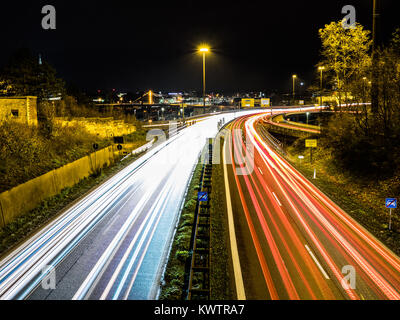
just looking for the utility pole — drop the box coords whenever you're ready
[371,0,381,114]
[372,0,381,54]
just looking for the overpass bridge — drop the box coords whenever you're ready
[262,107,324,138]
[95,103,238,121]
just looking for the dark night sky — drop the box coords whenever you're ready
[0,0,398,94]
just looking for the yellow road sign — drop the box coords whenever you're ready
[261,98,270,107]
[241,99,254,108]
[305,139,317,148]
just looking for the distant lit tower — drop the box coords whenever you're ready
[38,54,42,65]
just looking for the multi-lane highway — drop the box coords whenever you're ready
[222,113,400,300]
[0,110,259,300]
[2,106,398,301]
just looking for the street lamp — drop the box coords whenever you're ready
[199,46,210,113]
[292,74,297,103]
[318,66,325,108]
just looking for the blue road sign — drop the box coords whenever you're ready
[198,192,208,202]
[386,198,397,209]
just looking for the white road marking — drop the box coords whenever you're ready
[272,192,282,207]
[305,244,330,280]
[102,214,120,235]
[258,167,263,175]
[223,139,246,300]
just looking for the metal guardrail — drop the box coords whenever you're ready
[257,125,287,157]
[120,138,156,162]
[182,139,213,300]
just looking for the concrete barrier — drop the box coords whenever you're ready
[0,145,117,228]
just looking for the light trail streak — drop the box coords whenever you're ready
[225,111,400,300]
[0,110,260,300]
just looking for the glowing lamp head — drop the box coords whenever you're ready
[292,74,297,79]
[199,48,209,53]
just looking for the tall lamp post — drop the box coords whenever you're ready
[318,66,325,108]
[292,74,297,104]
[199,47,209,113]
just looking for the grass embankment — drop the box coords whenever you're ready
[285,137,400,256]
[0,121,111,193]
[0,133,149,257]
[124,127,147,145]
[209,159,235,300]
[0,120,147,194]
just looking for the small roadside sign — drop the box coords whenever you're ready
[305,139,318,148]
[386,198,397,209]
[198,192,209,202]
[305,139,317,164]
[386,198,397,230]
[93,143,99,150]
[117,144,123,151]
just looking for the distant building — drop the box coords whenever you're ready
[0,96,38,126]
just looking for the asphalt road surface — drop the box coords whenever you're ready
[222,113,400,300]
[0,110,259,300]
